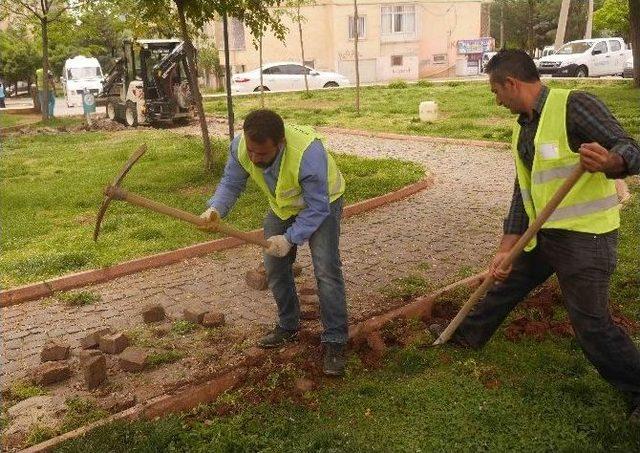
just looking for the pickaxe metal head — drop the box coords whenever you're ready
[93,144,147,241]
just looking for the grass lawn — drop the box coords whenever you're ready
[204,80,640,143]
[0,112,40,128]
[0,130,424,287]
[54,184,640,452]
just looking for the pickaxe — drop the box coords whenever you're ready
[93,144,270,248]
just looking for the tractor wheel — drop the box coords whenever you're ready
[125,102,138,127]
[106,101,117,120]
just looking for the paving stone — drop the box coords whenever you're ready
[245,269,268,290]
[83,354,107,389]
[299,295,319,306]
[141,303,166,323]
[119,347,148,372]
[202,312,226,328]
[99,332,129,354]
[34,362,71,385]
[298,281,317,296]
[40,339,70,362]
[80,327,113,349]
[79,349,103,365]
[183,304,209,324]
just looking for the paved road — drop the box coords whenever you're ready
[0,130,513,382]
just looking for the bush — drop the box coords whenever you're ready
[417,79,433,87]
[387,80,409,89]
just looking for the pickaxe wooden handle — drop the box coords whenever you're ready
[93,145,269,249]
[433,164,586,345]
[105,186,270,248]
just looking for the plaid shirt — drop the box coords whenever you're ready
[504,85,640,235]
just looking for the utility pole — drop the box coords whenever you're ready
[554,0,571,50]
[584,0,594,39]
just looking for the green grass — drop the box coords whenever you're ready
[5,381,47,403]
[0,112,40,128]
[170,320,198,336]
[53,186,640,452]
[204,80,640,142]
[57,291,101,306]
[0,129,424,287]
[147,350,185,367]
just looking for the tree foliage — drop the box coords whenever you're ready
[593,0,630,40]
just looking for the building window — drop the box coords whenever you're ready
[348,16,366,39]
[381,5,416,35]
[391,55,403,66]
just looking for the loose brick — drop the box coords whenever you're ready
[202,312,225,328]
[245,269,268,290]
[300,306,319,320]
[79,349,103,365]
[183,305,209,324]
[40,339,70,362]
[298,281,317,296]
[34,362,71,385]
[299,294,319,306]
[83,354,107,389]
[99,332,129,354]
[119,347,148,372]
[141,303,166,323]
[80,327,113,349]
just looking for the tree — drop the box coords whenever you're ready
[134,0,287,169]
[593,0,629,39]
[353,0,360,115]
[198,41,223,89]
[0,26,39,92]
[1,0,80,120]
[630,0,640,87]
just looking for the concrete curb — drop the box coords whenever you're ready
[319,126,510,150]
[1,176,434,308]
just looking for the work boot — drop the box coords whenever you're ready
[258,325,298,349]
[323,342,346,376]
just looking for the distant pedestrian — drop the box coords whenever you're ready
[36,68,56,118]
[0,82,5,108]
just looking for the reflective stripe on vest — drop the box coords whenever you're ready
[512,88,619,251]
[237,124,346,220]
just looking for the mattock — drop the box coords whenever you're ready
[93,144,270,248]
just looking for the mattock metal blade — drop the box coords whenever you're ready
[93,144,148,241]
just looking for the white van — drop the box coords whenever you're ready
[62,56,104,107]
[537,38,632,77]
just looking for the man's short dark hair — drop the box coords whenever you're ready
[485,49,540,84]
[243,109,285,144]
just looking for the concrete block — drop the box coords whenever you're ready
[83,354,107,389]
[99,332,129,354]
[119,347,148,372]
[245,269,268,290]
[40,339,70,362]
[183,305,209,324]
[34,362,71,385]
[80,327,113,349]
[142,303,166,323]
[202,312,225,328]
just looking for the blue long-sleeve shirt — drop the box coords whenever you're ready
[207,135,332,245]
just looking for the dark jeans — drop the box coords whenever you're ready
[456,229,640,405]
[263,197,348,344]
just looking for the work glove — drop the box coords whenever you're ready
[199,207,220,230]
[265,235,292,257]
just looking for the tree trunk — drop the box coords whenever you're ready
[353,0,360,115]
[41,18,49,121]
[298,5,309,94]
[499,5,504,49]
[259,34,265,108]
[175,1,214,171]
[526,0,535,53]
[222,12,234,140]
[630,0,640,88]
[584,0,594,39]
[554,0,571,50]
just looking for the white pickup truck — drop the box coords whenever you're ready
[537,38,632,78]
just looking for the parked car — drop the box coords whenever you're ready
[231,62,350,93]
[537,38,632,77]
[5,81,29,97]
[623,56,634,78]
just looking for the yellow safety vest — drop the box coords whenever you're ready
[237,124,346,220]
[513,88,619,251]
[36,68,44,90]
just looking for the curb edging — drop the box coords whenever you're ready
[1,176,434,308]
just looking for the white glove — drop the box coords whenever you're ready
[199,207,220,230]
[265,235,293,257]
